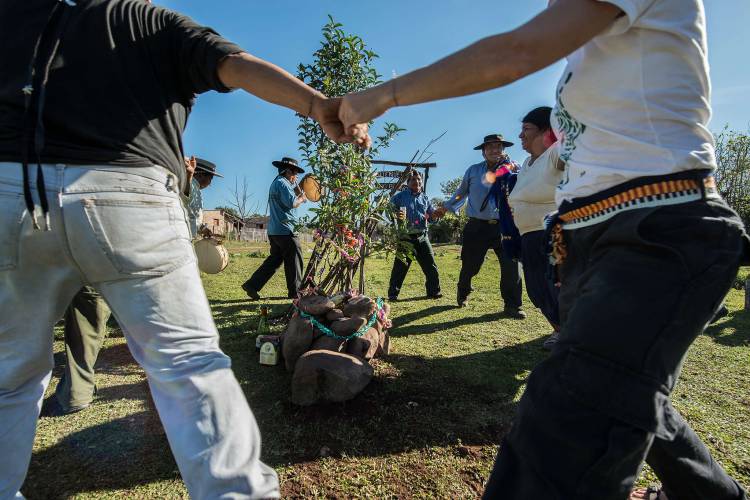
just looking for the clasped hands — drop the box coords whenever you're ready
[314,81,395,150]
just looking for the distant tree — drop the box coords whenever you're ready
[714,126,750,227]
[225,176,258,222]
[440,177,463,199]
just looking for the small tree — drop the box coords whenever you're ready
[296,16,406,295]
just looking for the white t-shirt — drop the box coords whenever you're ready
[509,144,563,235]
[552,0,715,205]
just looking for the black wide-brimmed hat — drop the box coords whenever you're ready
[272,156,305,174]
[473,134,514,150]
[195,157,224,178]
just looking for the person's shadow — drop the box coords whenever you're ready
[27,305,549,498]
[704,307,749,347]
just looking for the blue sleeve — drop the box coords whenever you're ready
[273,180,296,210]
[390,192,402,207]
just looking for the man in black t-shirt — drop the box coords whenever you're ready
[0,1,369,498]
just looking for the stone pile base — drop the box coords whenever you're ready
[280,293,391,406]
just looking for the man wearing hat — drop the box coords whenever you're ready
[242,157,307,300]
[438,134,524,317]
[186,156,224,239]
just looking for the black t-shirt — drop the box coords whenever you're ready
[0,0,243,187]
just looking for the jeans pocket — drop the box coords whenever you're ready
[0,190,25,271]
[82,196,194,276]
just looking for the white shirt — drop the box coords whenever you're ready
[552,0,715,205]
[509,144,563,235]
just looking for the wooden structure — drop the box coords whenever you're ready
[372,160,437,194]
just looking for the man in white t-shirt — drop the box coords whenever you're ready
[339,0,750,498]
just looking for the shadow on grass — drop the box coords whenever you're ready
[704,309,750,347]
[245,336,547,468]
[24,410,176,499]
[392,310,504,337]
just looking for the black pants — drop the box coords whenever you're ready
[484,199,749,499]
[520,230,560,326]
[388,234,441,298]
[244,234,303,298]
[458,218,522,309]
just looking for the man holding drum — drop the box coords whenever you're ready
[185,156,224,239]
[242,157,308,300]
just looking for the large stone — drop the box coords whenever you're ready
[377,328,390,356]
[291,350,374,405]
[330,316,367,336]
[298,295,335,316]
[325,309,344,322]
[282,315,313,372]
[311,334,346,353]
[345,327,380,360]
[342,296,377,319]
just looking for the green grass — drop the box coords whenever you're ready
[24,243,750,498]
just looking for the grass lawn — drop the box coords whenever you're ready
[24,242,750,498]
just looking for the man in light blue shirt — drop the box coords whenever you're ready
[388,171,443,300]
[441,134,524,317]
[242,157,307,300]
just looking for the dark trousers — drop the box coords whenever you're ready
[484,199,749,499]
[55,286,111,411]
[520,230,560,326]
[388,234,441,298]
[244,234,303,297]
[458,218,522,309]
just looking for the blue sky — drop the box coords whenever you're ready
[158,0,750,211]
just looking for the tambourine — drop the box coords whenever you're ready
[194,237,229,274]
[299,174,322,202]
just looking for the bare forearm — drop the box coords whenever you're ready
[218,52,323,116]
[293,195,306,209]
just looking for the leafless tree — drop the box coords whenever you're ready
[226,176,259,222]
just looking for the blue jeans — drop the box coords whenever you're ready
[0,164,278,499]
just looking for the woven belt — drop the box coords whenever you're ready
[558,175,718,230]
[469,217,498,225]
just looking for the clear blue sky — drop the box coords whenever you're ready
[158,0,750,211]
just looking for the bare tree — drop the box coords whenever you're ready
[226,176,259,222]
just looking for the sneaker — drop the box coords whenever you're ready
[242,283,260,301]
[543,331,560,350]
[504,307,527,320]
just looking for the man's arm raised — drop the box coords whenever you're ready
[218,52,371,148]
[339,0,622,130]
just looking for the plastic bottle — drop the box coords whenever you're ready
[255,306,270,349]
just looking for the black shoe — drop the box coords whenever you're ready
[427,293,443,299]
[504,307,527,320]
[40,397,89,418]
[388,296,398,302]
[242,283,260,301]
[457,293,468,308]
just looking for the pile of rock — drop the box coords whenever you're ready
[281,293,391,406]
